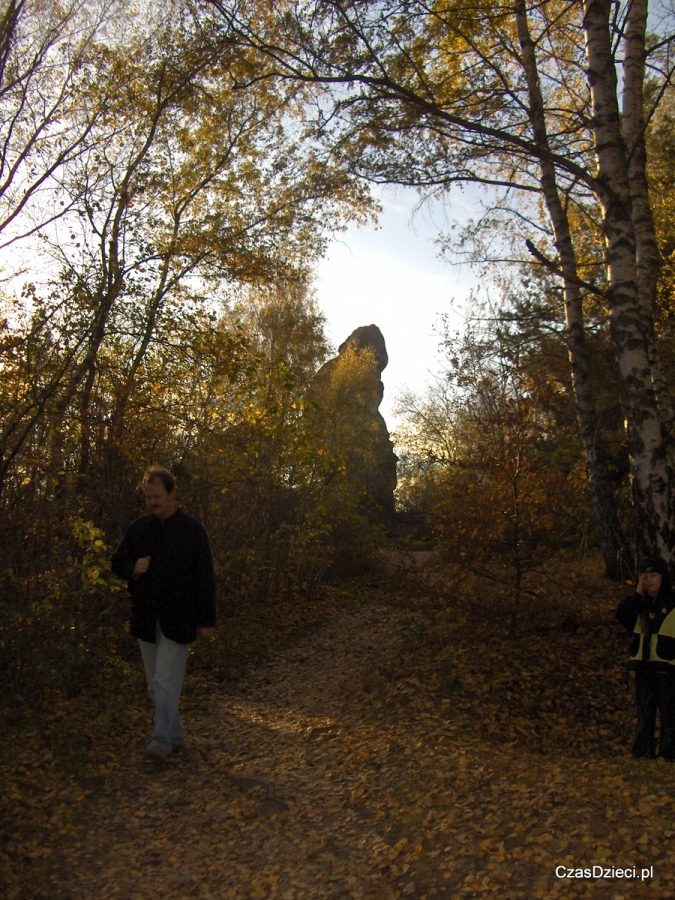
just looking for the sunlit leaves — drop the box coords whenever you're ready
[396,299,591,630]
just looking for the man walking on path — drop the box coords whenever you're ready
[111,465,216,760]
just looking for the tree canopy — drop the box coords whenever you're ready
[212,0,675,569]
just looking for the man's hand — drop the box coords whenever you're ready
[637,573,646,595]
[197,627,214,639]
[132,556,151,579]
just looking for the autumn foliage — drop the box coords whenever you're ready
[4,2,675,896]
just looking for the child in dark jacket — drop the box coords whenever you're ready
[616,556,675,759]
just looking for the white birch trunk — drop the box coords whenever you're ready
[583,0,673,561]
[516,0,626,576]
[622,0,675,439]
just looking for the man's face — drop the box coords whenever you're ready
[143,479,176,520]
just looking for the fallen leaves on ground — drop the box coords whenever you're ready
[3,557,675,899]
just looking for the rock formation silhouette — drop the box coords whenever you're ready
[311,324,397,519]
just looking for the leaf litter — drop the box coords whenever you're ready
[3,558,675,899]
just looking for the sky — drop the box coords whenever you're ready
[315,186,479,430]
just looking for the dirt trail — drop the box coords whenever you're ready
[34,601,675,899]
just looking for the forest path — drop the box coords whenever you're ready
[43,600,675,900]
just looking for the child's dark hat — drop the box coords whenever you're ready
[638,556,667,576]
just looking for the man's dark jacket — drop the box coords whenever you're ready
[111,508,216,644]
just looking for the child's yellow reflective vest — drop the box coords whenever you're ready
[631,607,675,665]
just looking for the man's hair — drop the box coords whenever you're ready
[142,465,176,493]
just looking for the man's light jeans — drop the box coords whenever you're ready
[139,623,189,754]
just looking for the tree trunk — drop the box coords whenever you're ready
[516,0,627,577]
[583,0,673,562]
[622,0,675,442]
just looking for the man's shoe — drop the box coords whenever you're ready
[146,743,168,761]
